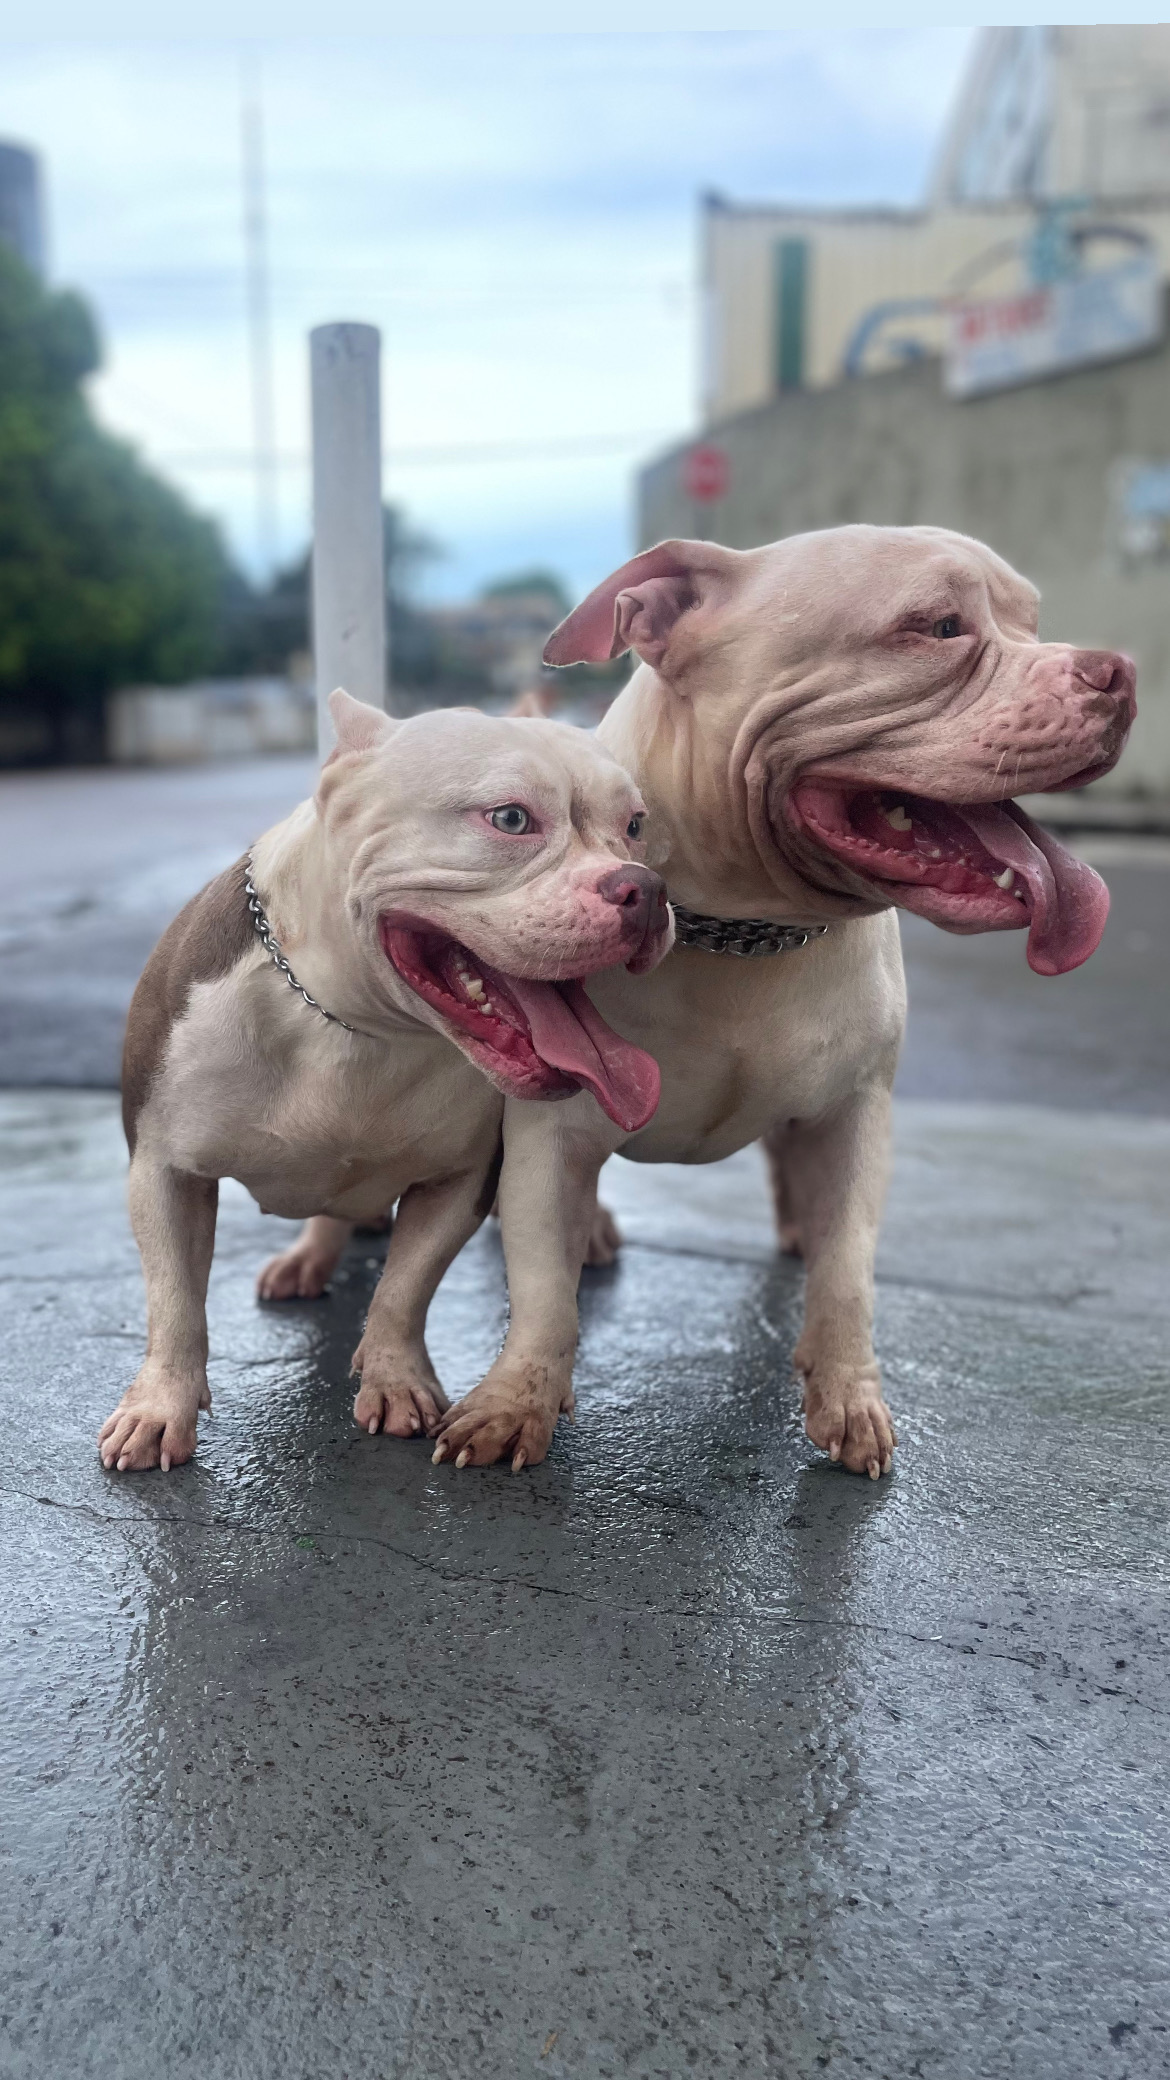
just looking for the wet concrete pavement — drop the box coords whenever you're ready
[2,760,1170,2077]
[0,757,319,1088]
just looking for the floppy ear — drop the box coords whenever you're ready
[326,687,397,756]
[543,539,734,672]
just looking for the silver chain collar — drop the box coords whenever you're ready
[244,858,826,1044]
[244,859,375,1037]
[670,904,829,958]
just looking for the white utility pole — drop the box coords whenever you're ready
[309,322,388,756]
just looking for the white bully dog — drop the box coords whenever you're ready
[426,525,1134,1478]
[99,692,671,1475]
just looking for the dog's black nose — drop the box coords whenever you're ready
[597,863,665,936]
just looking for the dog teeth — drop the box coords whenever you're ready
[992,867,1014,890]
[466,979,486,1001]
[883,804,913,831]
[480,1000,495,1015]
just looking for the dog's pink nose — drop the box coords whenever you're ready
[1072,648,1137,721]
[596,863,666,938]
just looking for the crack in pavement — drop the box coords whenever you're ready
[3,1483,1163,1714]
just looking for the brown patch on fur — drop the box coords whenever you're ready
[122,855,255,1154]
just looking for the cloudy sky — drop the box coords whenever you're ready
[0,32,975,601]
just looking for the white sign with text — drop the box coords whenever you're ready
[945,256,1163,399]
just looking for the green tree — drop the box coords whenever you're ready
[480,567,571,618]
[0,244,235,761]
[222,504,444,687]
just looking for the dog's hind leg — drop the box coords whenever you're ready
[488,1185,619,1265]
[583,1191,622,1267]
[352,1154,499,1441]
[257,1214,359,1301]
[762,1125,804,1257]
[99,1156,218,1473]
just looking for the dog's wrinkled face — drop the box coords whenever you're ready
[313,692,672,1129]
[545,527,1136,976]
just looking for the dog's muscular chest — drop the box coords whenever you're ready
[589,913,906,1164]
[140,966,502,1218]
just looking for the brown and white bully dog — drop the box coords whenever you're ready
[429,523,1134,1478]
[99,692,671,1475]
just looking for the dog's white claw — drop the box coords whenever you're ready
[455,1447,471,1468]
[368,1417,378,1434]
[160,1450,171,1472]
[512,1448,527,1473]
[431,1442,446,1465]
[828,1440,841,1462]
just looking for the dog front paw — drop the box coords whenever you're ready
[351,1340,449,1439]
[431,1369,571,1472]
[98,1370,209,1473]
[801,1365,897,1480]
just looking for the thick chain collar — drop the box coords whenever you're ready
[244,859,377,1037]
[245,860,825,1042]
[670,904,829,958]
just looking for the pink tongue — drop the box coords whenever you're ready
[496,975,660,1132]
[954,802,1110,975]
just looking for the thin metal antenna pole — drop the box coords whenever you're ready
[241,53,277,577]
[310,323,387,756]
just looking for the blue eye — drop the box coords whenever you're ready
[627,814,644,840]
[489,804,532,834]
[932,615,962,639]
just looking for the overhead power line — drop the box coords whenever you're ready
[152,429,682,472]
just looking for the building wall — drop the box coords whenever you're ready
[701,26,1170,426]
[704,201,1026,417]
[107,679,315,765]
[640,333,1170,796]
[702,198,1170,424]
[933,26,1170,209]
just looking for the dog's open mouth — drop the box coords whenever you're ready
[789,784,1109,976]
[380,920,660,1131]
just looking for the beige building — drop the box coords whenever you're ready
[643,26,1170,797]
[702,26,1170,422]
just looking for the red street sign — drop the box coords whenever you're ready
[682,443,730,504]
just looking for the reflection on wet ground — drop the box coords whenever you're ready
[2,1092,1169,2077]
